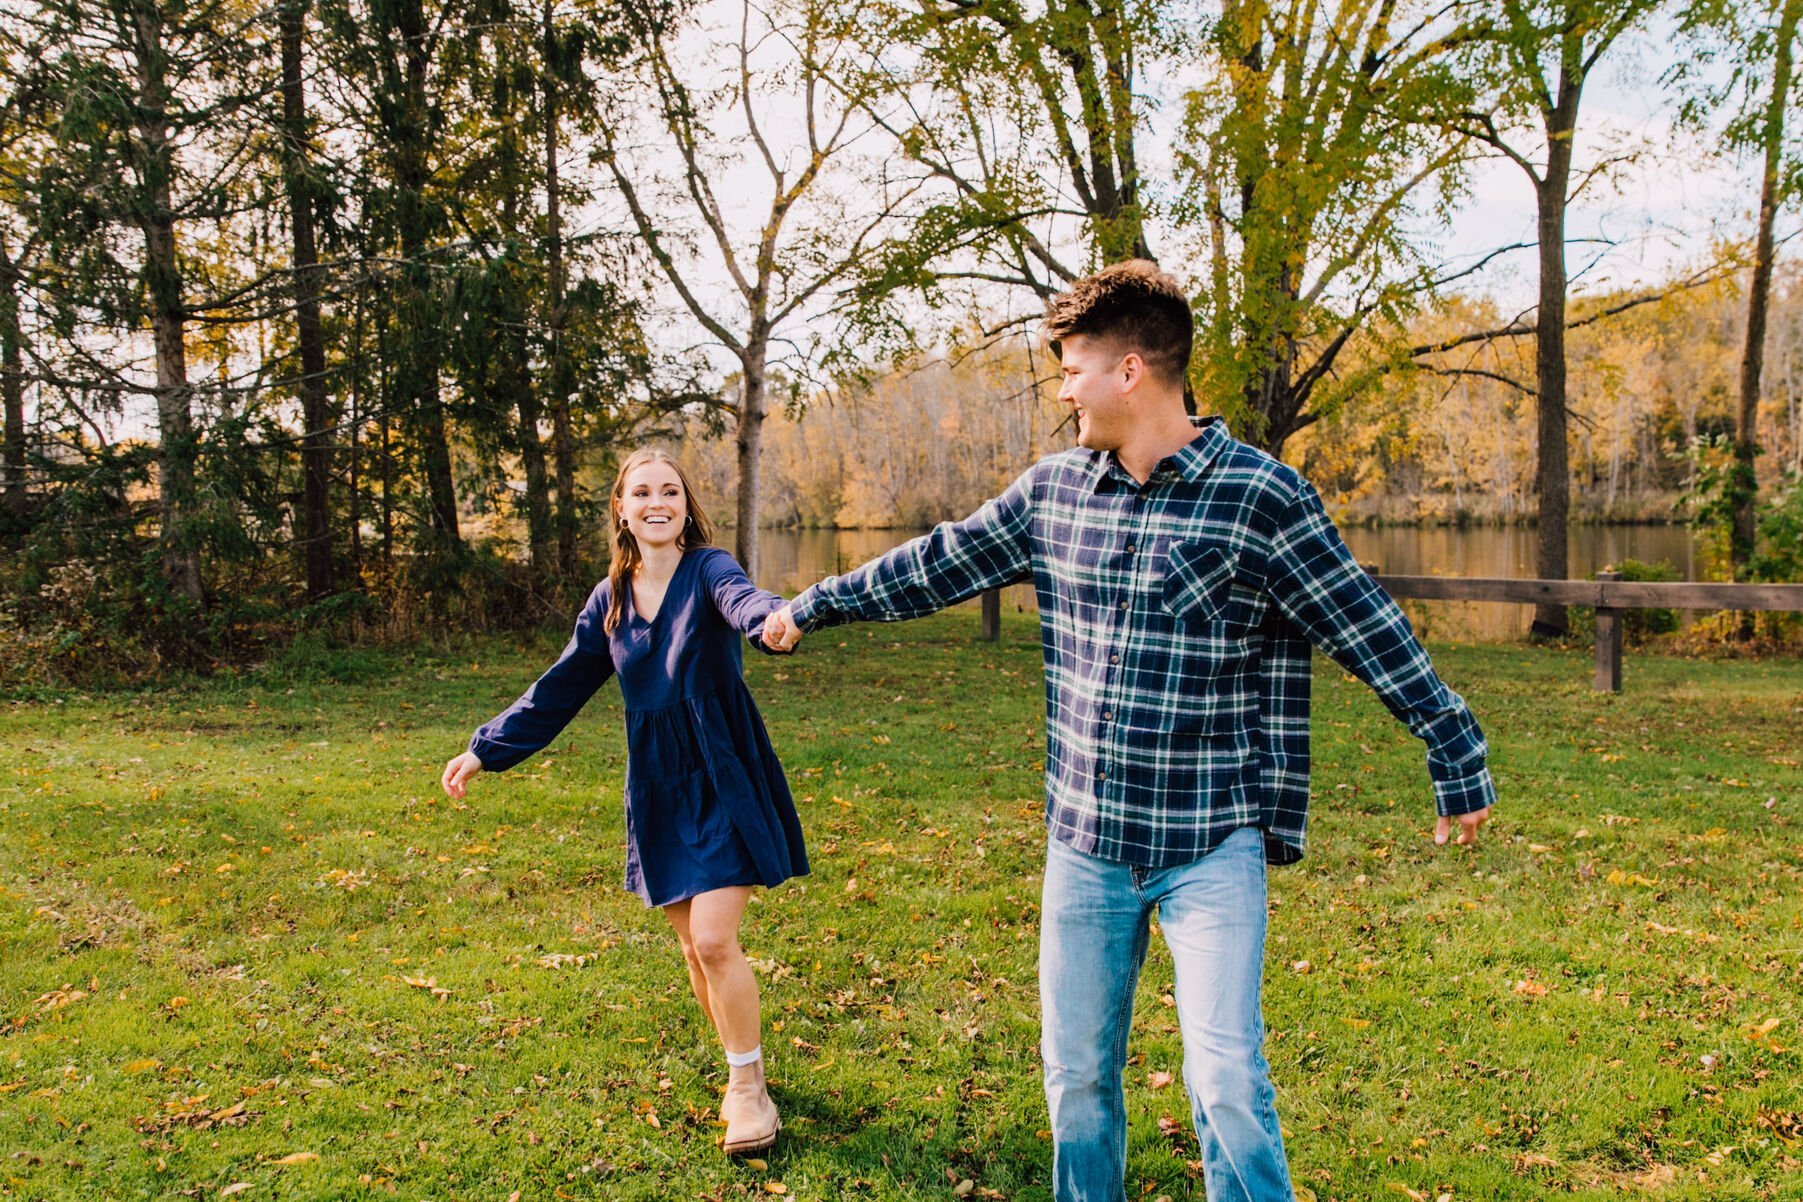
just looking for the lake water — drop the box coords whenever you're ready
[753,524,1706,643]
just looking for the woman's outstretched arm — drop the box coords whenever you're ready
[464,582,618,773]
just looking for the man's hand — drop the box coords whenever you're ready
[762,606,803,653]
[1434,806,1490,846]
[441,751,483,800]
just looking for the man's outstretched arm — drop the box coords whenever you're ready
[771,471,1036,652]
[1265,479,1496,844]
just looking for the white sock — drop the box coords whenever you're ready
[725,1046,762,1068]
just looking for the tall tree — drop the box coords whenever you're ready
[1178,0,1483,453]
[856,0,1481,458]
[0,48,45,535]
[318,0,470,555]
[1448,0,1665,636]
[29,0,266,604]
[601,0,917,579]
[451,1,555,581]
[542,0,582,581]
[278,0,336,597]
[1674,0,1803,573]
[0,231,29,531]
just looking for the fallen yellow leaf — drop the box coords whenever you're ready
[122,1059,160,1074]
[220,1185,253,1197]
[267,1152,317,1166]
[1603,869,1659,887]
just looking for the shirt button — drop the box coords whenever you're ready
[1101,709,1112,720]
[1096,769,1107,780]
[1125,543,1136,554]
[1110,654,1121,664]
[1118,599,1129,610]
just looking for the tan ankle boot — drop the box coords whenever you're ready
[721,1057,780,1155]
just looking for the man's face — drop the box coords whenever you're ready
[1057,333,1133,452]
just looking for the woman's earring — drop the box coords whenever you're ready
[618,517,629,531]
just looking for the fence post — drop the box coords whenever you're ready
[980,587,1001,641]
[1594,570,1622,693]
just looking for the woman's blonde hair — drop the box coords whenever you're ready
[604,448,714,635]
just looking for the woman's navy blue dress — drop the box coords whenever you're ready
[468,547,808,907]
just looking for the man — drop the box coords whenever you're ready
[763,260,1495,1202]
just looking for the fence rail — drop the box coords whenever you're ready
[1371,573,1803,692]
[1368,576,1803,613]
[974,575,1803,693]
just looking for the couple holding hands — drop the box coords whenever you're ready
[440,261,1496,1202]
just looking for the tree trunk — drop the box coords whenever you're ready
[736,336,769,581]
[1732,0,1800,575]
[281,0,335,598]
[349,284,364,578]
[133,0,205,604]
[543,0,578,581]
[0,235,27,531]
[377,309,394,567]
[394,0,459,549]
[1529,76,1579,638]
[514,364,552,578]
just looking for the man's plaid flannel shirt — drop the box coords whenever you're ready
[790,418,1496,867]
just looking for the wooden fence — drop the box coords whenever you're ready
[976,575,1803,692]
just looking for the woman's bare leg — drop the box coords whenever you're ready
[663,898,717,1032]
[682,887,759,1053]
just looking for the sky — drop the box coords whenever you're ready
[1436,29,1756,313]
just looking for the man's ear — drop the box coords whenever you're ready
[1118,351,1146,392]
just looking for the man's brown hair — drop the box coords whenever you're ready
[1042,259,1193,385]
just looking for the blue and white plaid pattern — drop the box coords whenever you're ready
[791,418,1496,867]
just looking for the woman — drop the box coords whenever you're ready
[441,448,805,1155]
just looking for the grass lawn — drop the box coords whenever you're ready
[2,609,1801,1201]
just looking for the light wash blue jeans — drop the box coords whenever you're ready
[1039,826,1293,1202]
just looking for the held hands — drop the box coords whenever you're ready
[441,751,483,800]
[1434,806,1491,846]
[762,605,803,653]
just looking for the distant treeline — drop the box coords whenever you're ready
[1299,273,1803,525]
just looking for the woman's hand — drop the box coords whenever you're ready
[441,751,484,799]
[762,606,802,652]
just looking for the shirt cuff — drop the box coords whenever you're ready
[466,735,516,774]
[790,584,831,632]
[1432,767,1497,817]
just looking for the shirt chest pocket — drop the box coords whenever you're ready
[1159,540,1265,636]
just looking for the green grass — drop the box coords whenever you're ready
[2,610,1800,1201]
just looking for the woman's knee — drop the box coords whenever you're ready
[690,927,742,971]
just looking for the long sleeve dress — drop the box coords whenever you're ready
[468,546,809,907]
